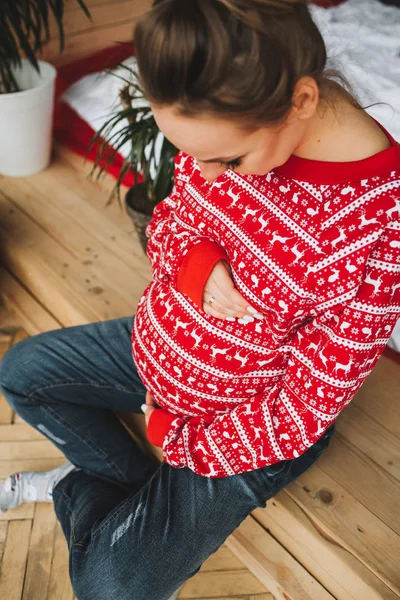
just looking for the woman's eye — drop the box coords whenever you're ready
[221,158,242,170]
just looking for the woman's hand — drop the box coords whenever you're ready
[141,390,158,427]
[202,260,265,322]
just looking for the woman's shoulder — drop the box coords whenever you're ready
[316,107,394,164]
[344,112,393,162]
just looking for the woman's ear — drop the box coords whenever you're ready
[289,76,320,122]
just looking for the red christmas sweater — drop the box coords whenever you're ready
[131,122,400,478]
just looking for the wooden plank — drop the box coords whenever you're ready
[0,301,18,340]
[318,433,400,535]
[10,324,27,427]
[55,144,129,202]
[335,401,400,481]
[286,462,400,596]
[182,568,269,598]
[41,21,139,66]
[0,338,13,424]
[28,154,150,264]
[48,521,75,600]
[201,544,257,573]
[0,504,35,522]
[352,355,400,438]
[384,346,400,367]
[0,333,13,343]
[225,515,334,600]
[0,266,62,337]
[49,1,137,39]
[0,520,32,600]
[9,327,29,348]
[0,441,65,460]
[0,522,7,562]
[23,503,57,600]
[0,175,149,313]
[0,424,46,442]
[13,413,26,425]
[187,543,275,599]
[0,389,13,425]
[170,596,274,600]
[0,459,65,481]
[0,299,21,330]
[253,483,399,600]
[42,148,146,254]
[0,190,133,326]
[7,166,151,294]
[2,329,30,426]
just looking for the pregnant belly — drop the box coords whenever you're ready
[131,281,286,417]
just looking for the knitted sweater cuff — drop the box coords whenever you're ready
[146,409,176,448]
[176,240,229,308]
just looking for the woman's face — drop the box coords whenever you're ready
[151,104,308,182]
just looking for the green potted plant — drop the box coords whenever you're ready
[0,0,90,177]
[90,61,179,254]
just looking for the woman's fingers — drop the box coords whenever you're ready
[142,404,155,427]
[143,393,157,427]
[145,390,154,405]
[215,263,259,314]
[205,262,245,315]
[202,260,265,321]
[204,295,263,321]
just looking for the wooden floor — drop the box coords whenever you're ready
[0,146,399,600]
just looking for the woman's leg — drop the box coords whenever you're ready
[52,423,335,600]
[0,315,335,600]
[0,316,160,496]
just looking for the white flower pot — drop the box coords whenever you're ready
[0,60,57,177]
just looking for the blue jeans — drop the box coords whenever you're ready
[0,316,335,600]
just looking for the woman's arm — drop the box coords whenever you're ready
[145,217,400,477]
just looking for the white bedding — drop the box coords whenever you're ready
[311,0,400,140]
[63,0,400,351]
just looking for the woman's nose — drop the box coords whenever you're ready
[198,162,225,183]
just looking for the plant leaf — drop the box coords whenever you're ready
[0,0,91,92]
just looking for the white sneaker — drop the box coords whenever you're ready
[0,461,77,513]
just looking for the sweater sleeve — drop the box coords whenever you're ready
[146,218,400,477]
[146,151,227,289]
[176,240,229,308]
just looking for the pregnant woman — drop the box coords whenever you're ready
[1,1,399,599]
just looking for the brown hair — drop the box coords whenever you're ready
[134,0,359,126]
